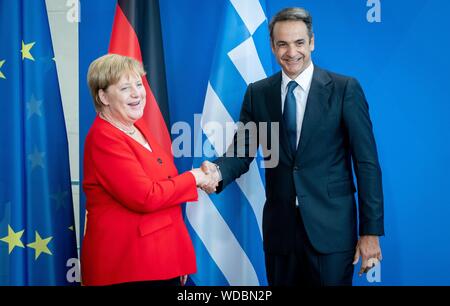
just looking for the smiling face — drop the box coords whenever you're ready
[271,20,315,79]
[98,72,146,125]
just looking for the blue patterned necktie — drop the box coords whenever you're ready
[283,80,298,153]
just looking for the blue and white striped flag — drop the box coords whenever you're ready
[186,0,273,286]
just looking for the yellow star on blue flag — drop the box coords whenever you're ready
[21,40,36,61]
[27,231,53,260]
[0,225,25,254]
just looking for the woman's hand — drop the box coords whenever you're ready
[190,168,208,186]
[191,168,219,193]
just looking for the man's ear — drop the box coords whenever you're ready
[310,34,315,52]
[270,39,276,54]
[98,89,109,106]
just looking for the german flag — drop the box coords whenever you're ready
[109,0,172,154]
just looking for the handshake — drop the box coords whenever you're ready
[190,161,221,194]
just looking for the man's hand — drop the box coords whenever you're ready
[353,235,382,276]
[190,168,209,186]
[200,161,220,194]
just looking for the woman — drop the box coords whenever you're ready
[81,54,210,286]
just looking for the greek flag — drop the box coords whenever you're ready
[186,0,272,286]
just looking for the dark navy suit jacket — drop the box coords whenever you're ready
[215,66,384,254]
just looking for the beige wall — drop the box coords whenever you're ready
[45,0,80,250]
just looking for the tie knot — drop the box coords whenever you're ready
[287,81,298,93]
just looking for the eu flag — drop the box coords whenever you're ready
[0,0,78,285]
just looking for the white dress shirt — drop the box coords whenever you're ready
[281,62,315,149]
[142,141,153,152]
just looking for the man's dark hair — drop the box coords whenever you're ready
[269,7,313,42]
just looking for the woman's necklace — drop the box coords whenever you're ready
[99,112,136,135]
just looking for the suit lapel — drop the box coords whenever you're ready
[265,72,295,163]
[295,67,333,162]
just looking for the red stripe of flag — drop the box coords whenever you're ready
[108,1,172,155]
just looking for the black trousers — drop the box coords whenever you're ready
[265,208,355,286]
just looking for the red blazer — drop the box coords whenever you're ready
[81,116,198,286]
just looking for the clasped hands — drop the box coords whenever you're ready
[190,161,220,193]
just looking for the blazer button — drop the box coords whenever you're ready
[168,175,172,179]
[157,158,163,164]
[293,166,299,171]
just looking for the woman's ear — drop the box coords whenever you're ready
[98,89,109,106]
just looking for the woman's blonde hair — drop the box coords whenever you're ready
[87,54,146,112]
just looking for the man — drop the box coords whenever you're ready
[201,7,384,286]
